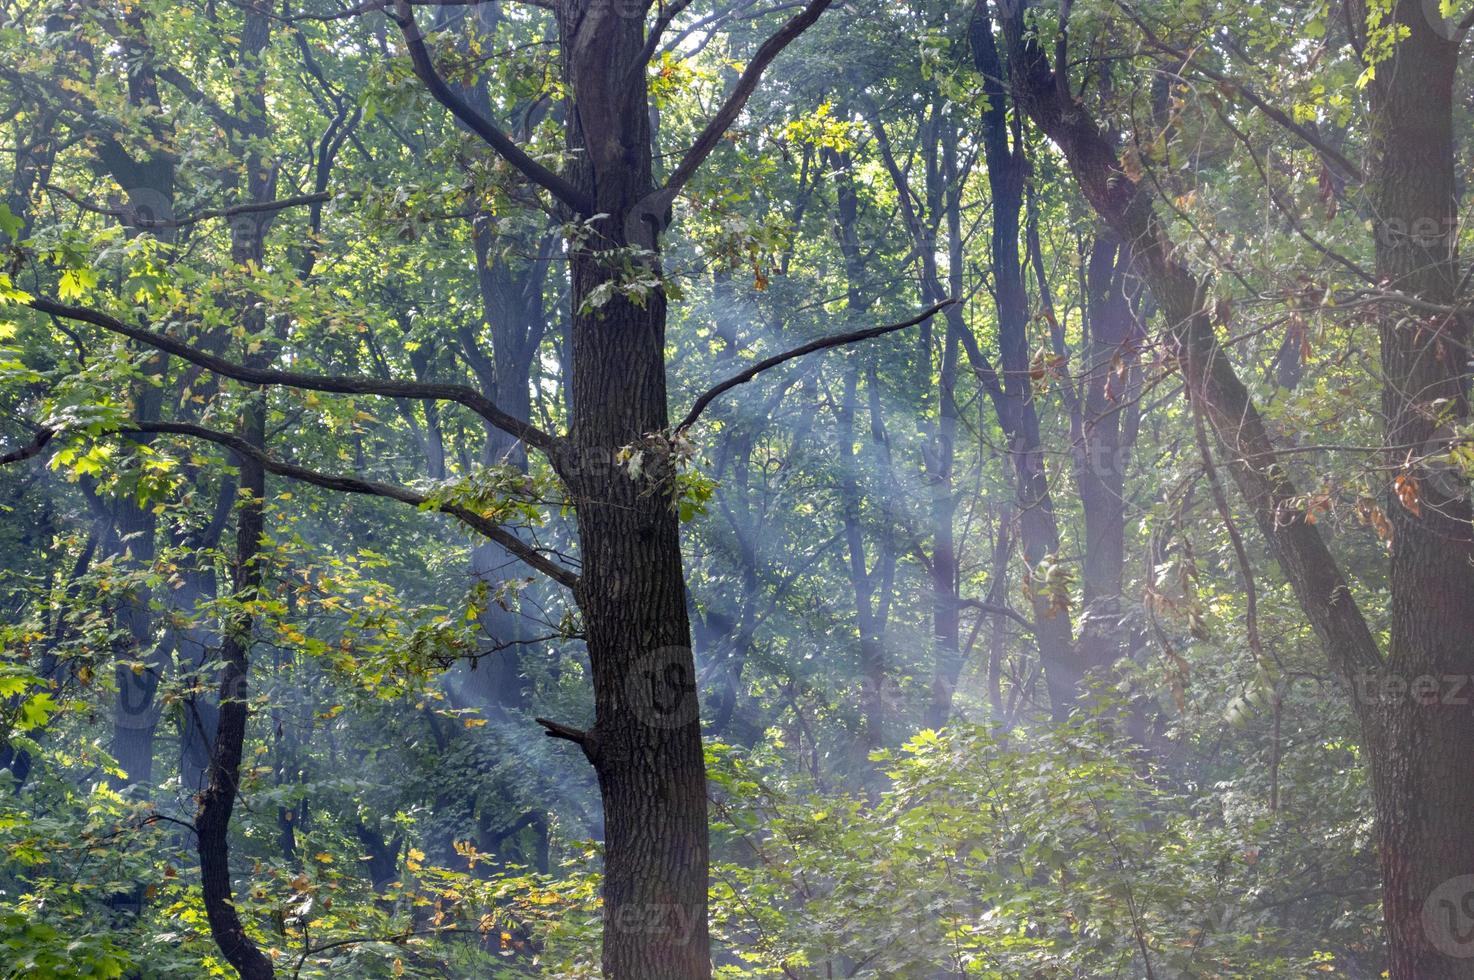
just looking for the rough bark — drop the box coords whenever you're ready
[396,0,830,971]
[1351,2,1474,974]
[545,6,710,975]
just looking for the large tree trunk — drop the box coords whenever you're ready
[392,0,829,968]
[551,7,710,976]
[1353,3,1474,974]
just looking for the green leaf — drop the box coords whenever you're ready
[0,203,22,240]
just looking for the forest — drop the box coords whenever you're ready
[0,0,1472,976]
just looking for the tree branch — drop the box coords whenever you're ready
[535,717,593,761]
[658,2,806,62]
[45,183,334,230]
[390,0,594,214]
[1113,0,1363,182]
[535,716,589,744]
[676,300,954,432]
[639,0,834,219]
[26,297,563,460]
[640,0,701,67]
[958,597,1037,634]
[0,426,55,465]
[129,420,580,590]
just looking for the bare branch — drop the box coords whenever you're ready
[676,300,954,432]
[130,420,580,590]
[155,66,248,134]
[26,297,564,461]
[958,597,1037,634]
[535,717,593,758]
[389,0,594,214]
[659,1,806,61]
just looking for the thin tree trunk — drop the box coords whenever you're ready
[970,15,1078,718]
[1074,234,1140,677]
[196,5,278,974]
[924,119,963,730]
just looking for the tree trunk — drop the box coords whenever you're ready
[1074,234,1140,677]
[195,389,274,980]
[550,7,710,976]
[196,6,278,974]
[924,120,963,730]
[824,148,896,749]
[108,496,163,787]
[1355,3,1474,975]
[970,14,1078,719]
[98,3,177,789]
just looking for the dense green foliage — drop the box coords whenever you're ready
[2,0,1470,975]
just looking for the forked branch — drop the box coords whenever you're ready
[637,0,834,220]
[390,0,594,214]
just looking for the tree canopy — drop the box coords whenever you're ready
[1,0,1472,977]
